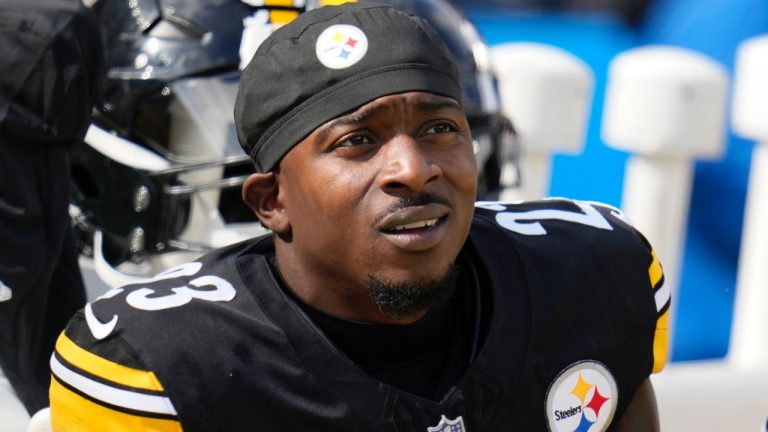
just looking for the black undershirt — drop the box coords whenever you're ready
[269,255,480,401]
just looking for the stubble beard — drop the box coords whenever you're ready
[367,264,459,319]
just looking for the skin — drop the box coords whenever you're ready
[242,90,660,427]
[243,91,478,325]
[614,378,661,432]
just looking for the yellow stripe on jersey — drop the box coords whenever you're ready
[51,353,176,415]
[648,250,663,288]
[55,333,165,392]
[50,377,182,432]
[269,9,301,24]
[653,308,670,373]
[648,250,669,373]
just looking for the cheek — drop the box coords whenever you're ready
[285,165,370,236]
[445,146,479,193]
[445,147,479,231]
[285,169,376,274]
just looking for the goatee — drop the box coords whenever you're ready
[367,265,459,318]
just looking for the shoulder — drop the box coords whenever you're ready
[470,198,661,303]
[59,236,274,363]
[471,198,645,252]
[81,236,275,342]
[50,316,183,431]
[50,237,277,429]
[470,198,670,372]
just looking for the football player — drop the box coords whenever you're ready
[49,3,669,431]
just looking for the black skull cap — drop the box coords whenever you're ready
[234,2,462,172]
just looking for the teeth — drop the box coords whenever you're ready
[392,218,439,231]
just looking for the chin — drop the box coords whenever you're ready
[366,261,458,319]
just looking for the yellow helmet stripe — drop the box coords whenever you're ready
[263,0,300,6]
[269,9,301,24]
[318,0,357,5]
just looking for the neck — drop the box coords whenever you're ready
[272,248,429,325]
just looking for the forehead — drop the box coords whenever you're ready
[315,91,464,136]
[309,92,463,149]
[339,91,463,117]
[277,91,466,170]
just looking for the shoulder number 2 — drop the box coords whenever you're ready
[477,200,620,235]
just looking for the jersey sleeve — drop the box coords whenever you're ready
[647,246,670,373]
[587,201,671,374]
[596,200,671,374]
[474,199,671,374]
[49,314,183,432]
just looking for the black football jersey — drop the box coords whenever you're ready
[49,199,669,431]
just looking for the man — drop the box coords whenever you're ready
[0,0,103,414]
[49,3,669,431]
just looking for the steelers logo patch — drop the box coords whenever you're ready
[545,360,618,432]
[315,24,368,69]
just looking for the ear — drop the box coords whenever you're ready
[242,172,291,235]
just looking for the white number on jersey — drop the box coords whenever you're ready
[476,200,623,236]
[86,262,237,339]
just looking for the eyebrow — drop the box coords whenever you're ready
[412,100,462,113]
[315,98,462,144]
[316,105,387,144]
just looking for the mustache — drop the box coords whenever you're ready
[372,192,452,226]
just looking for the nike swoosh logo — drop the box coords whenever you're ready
[85,302,118,340]
[0,280,11,302]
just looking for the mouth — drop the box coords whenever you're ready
[377,205,450,251]
[385,217,442,233]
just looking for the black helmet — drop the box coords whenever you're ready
[71,0,274,267]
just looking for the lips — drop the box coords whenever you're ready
[377,204,450,251]
[388,217,440,232]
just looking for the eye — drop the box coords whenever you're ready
[335,132,375,149]
[424,122,458,135]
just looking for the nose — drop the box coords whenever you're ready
[378,135,442,193]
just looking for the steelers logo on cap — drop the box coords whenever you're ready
[315,24,368,69]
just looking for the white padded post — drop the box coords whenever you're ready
[491,42,594,201]
[730,34,768,367]
[653,361,768,431]
[26,408,52,432]
[601,46,728,354]
[0,368,30,432]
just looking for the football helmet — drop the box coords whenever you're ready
[70,0,517,281]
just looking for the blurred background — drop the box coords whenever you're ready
[455,1,768,428]
[454,0,767,363]
[4,0,768,431]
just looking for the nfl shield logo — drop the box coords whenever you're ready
[427,415,466,432]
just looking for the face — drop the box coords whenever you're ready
[268,92,477,320]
